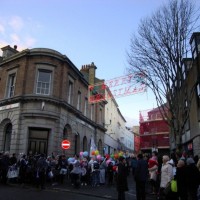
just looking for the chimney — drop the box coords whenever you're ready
[1,45,19,59]
[89,62,97,85]
[80,62,97,85]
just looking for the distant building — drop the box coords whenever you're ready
[139,107,170,155]
[0,45,106,156]
[104,92,134,154]
[132,126,140,154]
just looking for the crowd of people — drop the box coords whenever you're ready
[0,150,200,200]
[0,151,126,191]
[132,151,200,200]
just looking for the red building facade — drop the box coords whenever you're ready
[139,107,170,155]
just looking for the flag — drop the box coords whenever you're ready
[90,136,97,157]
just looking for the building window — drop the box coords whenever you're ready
[63,124,71,140]
[99,107,103,124]
[7,73,16,98]
[91,104,94,120]
[83,136,87,151]
[36,70,51,95]
[77,91,81,110]
[84,98,88,116]
[4,123,12,152]
[68,80,73,104]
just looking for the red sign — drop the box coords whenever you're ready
[62,140,71,150]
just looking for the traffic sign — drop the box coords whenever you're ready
[62,140,71,150]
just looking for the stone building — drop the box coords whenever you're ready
[0,45,106,157]
[170,32,200,156]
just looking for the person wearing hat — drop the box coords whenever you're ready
[185,157,200,200]
[116,156,129,200]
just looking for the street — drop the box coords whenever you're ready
[0,174,157,200]
[0,186,106,200]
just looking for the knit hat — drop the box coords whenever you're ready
[186,158,195,165]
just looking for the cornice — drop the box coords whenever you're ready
[0,95,102,128]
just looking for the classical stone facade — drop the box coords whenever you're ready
[0,45,106,157]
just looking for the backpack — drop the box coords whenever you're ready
[93,162,100,170]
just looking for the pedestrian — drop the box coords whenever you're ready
[70,154,82,188]
[99,157,106,185]
[36,153,48,189]
[57,155,68,184]
[148,156,158,195]
[116,156,128,200]
[158,155,173,200]
[176,159,187,200]
[107,161,114,185]
[0,152,10,184]
[80,157,89,186]
[185,157,200,200]
[130,154,137,177]
[18,154,28,185]
[134,153,149,200]
[90,158,100,187]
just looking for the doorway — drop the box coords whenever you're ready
[28,128,49,155]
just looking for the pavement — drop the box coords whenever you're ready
[44,174,156,200]
[5,173,156,200]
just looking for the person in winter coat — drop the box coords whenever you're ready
[107,161,114,185]
[185,158,200,200]
[36,154,48,189]
[148,156,158,194]
[0,152,10,184]
[116,156,128,200]
[130,154,138,177]
[134,153,149,200]
[176,159,188,200]
[159,155,173,200]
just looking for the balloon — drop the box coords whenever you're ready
[113,165,117,171]
[97,154,101,160]
[110,154,114,159]
[80,152,83,157]
[111,161,115,165]
[92,150,95,155]
[106,159,111,165]
[83,151,88,157]
[114,154,119,159]
[118,152,123,157]
[68,157,75,163]
[95,150,99,156]
[105,154,110,159]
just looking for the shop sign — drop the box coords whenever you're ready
[0,103,20,111]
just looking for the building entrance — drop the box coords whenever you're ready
[28,128,49,155]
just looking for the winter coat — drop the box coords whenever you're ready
[116,162,128,192]
[176,165,188,199]
[185,163,200,189]
[134,158,148,182]
[160,162,173,188]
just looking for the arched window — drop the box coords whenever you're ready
[4,123,12,152]
[98,139,103,155]
[75,133,80,155]
[63,124,71,140]
[83,136,87,151]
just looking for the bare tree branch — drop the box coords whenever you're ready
[126,0,200,149]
